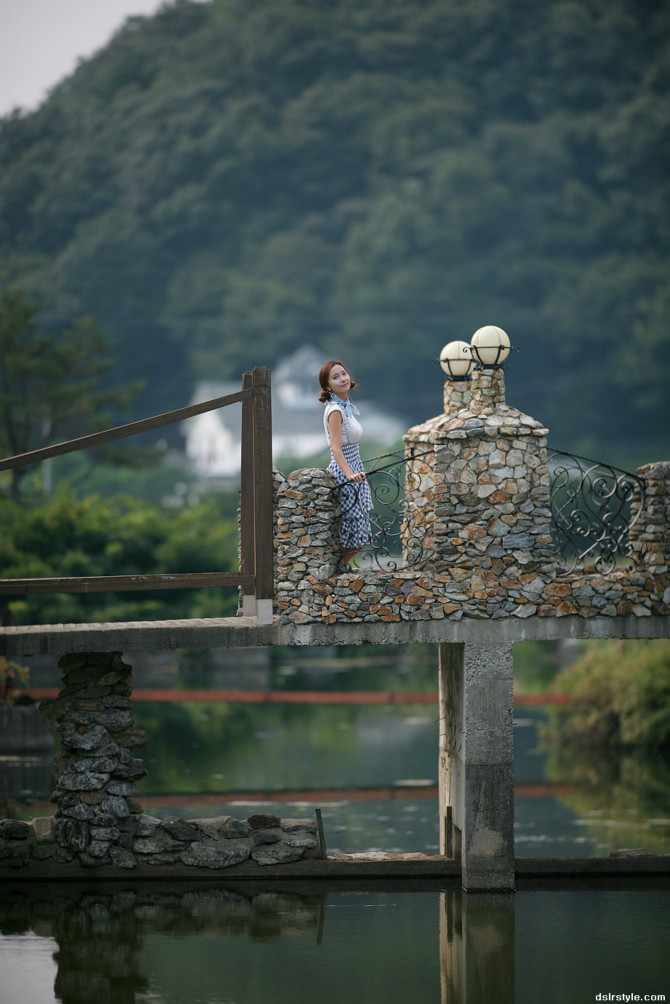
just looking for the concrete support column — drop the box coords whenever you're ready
[439,641,514,891]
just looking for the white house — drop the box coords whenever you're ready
[182,346,408,480]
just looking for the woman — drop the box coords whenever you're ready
[319,360,373,566]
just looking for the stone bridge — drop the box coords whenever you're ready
[1,365,669,890]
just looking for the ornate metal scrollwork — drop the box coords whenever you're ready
[548,450,644,574]
[331,447,643,576]
[332,450,436,571]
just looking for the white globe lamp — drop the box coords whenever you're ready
[439,340,475,380]
[470,325,511,368]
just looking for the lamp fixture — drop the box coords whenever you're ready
[439,340,475,380]
[470,325,511,368]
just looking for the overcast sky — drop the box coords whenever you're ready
[0,0,194,118]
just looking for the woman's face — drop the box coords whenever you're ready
[328,364,351,399]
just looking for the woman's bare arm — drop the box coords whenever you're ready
[328,410,365,481]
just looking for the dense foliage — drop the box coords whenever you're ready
[542,639,670,748]
[1,0,669,464]
[0,489,239,623]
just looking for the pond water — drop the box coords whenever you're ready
[129,700,670,858]
[3,645,670,856]
[1,645,669,1002]
[1,883,668,1003]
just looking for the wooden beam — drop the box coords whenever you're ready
[0,388,252,470]
[0,369,274,620]
[0,572,255,595]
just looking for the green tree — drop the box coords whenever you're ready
[0,289,141,501]
[0,0,669,462]
[542,639,670,749]
[0,488,239,624]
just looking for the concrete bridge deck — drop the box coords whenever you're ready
[1,611,669,657]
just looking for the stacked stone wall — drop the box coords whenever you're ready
[272,371,670,626]
[274,467,340,621]
[0,812,321,872]
[0,652,321,873]
[275,563,668,625]
[40,652,149,867]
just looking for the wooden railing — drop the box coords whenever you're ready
[0,366,274,625]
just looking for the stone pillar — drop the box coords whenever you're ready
[402,379,470,565]
[405,367,557,615]
[439,641,514,891]
[40,652,149,867]
[629,461,670,579]
[443,378,472,418]
[274,468,340,620]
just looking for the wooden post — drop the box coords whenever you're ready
[252,367,274,625]
[315,807,327,859]
[240,371,256,617]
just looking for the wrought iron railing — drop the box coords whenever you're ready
[332,450,436,571]
[548,450,644,575]
[330,447,644,576]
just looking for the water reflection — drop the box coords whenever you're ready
[130,703,670,857]
[2,883,668,1003]
[0,753,52,804]
[5,707,670,857]
[441,891,514,1004]
[0,883,517,1004]
[0,884,438,1004]
[542,740,670,855]
[4,648,670,857]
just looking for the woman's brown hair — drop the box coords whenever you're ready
[318,360,357,403]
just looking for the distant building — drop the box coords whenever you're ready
[182,346,408,480]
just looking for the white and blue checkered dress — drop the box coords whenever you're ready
[323,398,373,548]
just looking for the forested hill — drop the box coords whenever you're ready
[1,0,668,464]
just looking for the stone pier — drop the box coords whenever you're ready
[40,652,148,867]
[0,651,321,872]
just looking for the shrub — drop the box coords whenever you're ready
[541,640,670,749]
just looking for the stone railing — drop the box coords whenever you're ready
[273,371,670,625]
